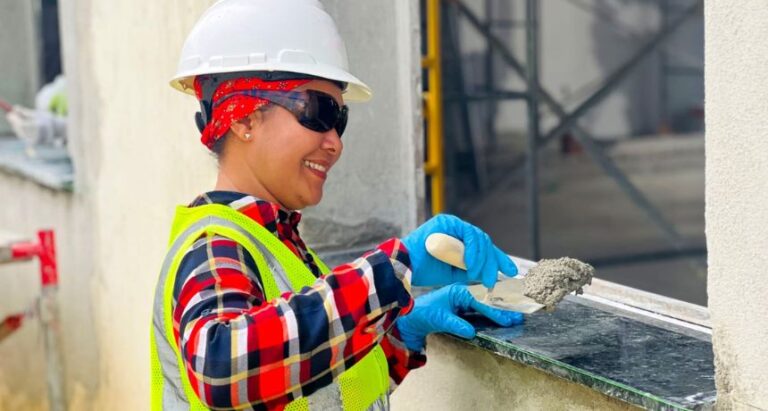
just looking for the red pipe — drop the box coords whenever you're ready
[0,313,24,342]
[11,241,41,260]
[2,313,24,331]
[8,230,58,286]
[38,230,58,287]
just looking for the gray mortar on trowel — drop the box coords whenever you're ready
[523,257,595,309]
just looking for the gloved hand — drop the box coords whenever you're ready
[402,214,517,288]
[396,284,524,351]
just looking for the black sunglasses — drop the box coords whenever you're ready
[214,89,349,138]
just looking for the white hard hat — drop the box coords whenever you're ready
[170,0,372,102]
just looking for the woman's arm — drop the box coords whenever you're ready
[172,235,413,409]
[378,324,428,389]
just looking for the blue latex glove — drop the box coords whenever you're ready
[402,214,517,288]
[396,284,524,351]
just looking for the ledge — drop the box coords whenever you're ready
[467,257,715,411]
[0,137,73,192]
[465,295,714,410]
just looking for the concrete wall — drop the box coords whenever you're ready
[391,336,639,411]
[304,0,424,248]
[0,0,422,409]
[0,0,40,134]
[705,2,768,410]
[0,178,94,410]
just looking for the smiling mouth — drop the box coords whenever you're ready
[303,160,328,173]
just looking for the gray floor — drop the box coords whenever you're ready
[454,133,707,306]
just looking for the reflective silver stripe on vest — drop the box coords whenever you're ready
[154,216,371,410]
[369,395,389,411]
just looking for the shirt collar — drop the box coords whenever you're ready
[190,191,302,236]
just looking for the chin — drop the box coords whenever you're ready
[290,192,322,210]
[305,192,324,207]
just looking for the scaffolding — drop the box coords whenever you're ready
[421,0,704,263]
[422,0,447,216]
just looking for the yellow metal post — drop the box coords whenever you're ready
[422,0,445,215]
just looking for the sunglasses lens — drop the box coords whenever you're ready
[335,106,348,136]
[299,92,347,137]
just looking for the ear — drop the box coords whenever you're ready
[229,111,263,142]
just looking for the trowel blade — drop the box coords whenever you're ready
[468,278,546,314]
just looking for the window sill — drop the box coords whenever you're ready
[0,137,73,192]
[457,256,716,411]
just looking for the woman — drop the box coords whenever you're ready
[151,1,522,410]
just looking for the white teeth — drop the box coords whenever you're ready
[303,160,328,172]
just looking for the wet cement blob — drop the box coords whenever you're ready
[523,257,595,309]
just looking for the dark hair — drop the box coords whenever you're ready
[211,135,228,157]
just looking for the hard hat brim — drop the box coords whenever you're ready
[171,64,372,102]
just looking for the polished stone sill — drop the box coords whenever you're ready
[0,137,73,192]
[462,293,715,411]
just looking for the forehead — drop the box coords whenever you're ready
[295,80,344,104]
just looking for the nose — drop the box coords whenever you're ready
[322,130,343,156]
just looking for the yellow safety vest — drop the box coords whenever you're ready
[150,204,390,410]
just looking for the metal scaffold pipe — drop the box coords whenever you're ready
[525,0,541,260]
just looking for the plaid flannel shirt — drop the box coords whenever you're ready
[172,191,426,410]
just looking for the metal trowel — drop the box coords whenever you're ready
[425,233,546,314]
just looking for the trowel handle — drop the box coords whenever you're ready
[425,233,468,270]
[425,233,529,277]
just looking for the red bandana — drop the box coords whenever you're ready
[193,76,310,150]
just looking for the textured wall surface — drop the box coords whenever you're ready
[307,0,424,245]
[705,2,768,410]
[0,177,91,411]
[391,336,639,411]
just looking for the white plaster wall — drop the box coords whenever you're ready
[0,177,97,411]
[0,0,40,134]
[0,3,100,408]
[391,336,639,410]
[80,1,217,407]
[705,2,768,410]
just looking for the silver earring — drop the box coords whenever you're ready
[245,133,252,140]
